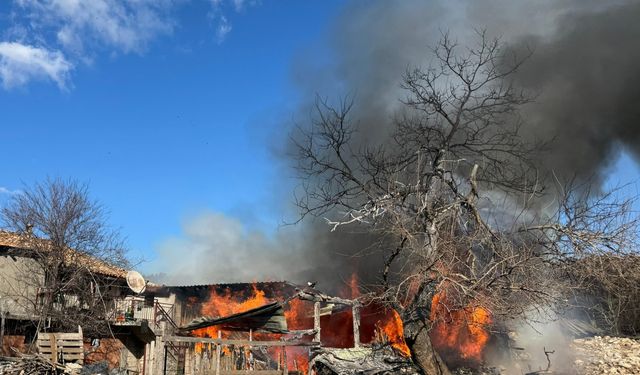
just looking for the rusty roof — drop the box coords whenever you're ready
[0,230,128,279]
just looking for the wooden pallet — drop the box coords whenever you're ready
[37,326,84,364]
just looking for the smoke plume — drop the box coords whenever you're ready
[293,0,640,182]
[284,0,640,279]
[146,211,381,293]
[150,0,640,291]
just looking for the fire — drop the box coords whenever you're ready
[375,308,411,356]
[340,273,410,357]
[201,283,268,317]
[347,273,359,299]
[189,280,414,374]
[193,284,312,373]
[429,291,492,364]
[283,298,312,329]
[193,284,269,354]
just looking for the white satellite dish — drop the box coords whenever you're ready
[126,270,146,294]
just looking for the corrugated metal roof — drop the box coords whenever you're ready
[164,281,300,289]
[180,301,288,333]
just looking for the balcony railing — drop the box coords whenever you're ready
[109,296,176,330]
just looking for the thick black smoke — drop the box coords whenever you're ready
[151,1,640,294]
[293,0,640,181]
[511,2,640,182]
[286,0,640,289]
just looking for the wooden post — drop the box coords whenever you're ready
[142,343,147,375]
[352,304,360,348]
[188,346,195,375]
[313,302,321,343]
[163,344,168,375]
[215,331,222,375]
[249,329,254,371]
[48,333,58,363]
[197,348,203,374]
[0,311,5,350]
[282,347,288,375]
[231,347,236,371]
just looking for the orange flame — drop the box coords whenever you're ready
[193,284,312,372]
[190,280,415,373]
[429,291,492,364]
[193,284,268,354]
[376,309,411,356]
[341,273,410,356]
[201,283,268,317]
[348,273,359,299]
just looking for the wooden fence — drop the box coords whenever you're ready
[37,325,84,364]
[163,335,320,375]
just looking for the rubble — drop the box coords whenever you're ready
[310,347,420,375]
[0,353,66,374]
[572,336,640,375]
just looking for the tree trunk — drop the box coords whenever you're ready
[404,319,451,375]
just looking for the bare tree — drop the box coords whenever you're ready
[1,178,130,336]
[292,32,637,373]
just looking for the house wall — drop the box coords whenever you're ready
[0,254,44,318]
[83,334,147,372]
[1,335,28,356]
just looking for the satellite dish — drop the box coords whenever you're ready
[126,270,146,294]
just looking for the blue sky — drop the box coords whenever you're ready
[1,1,639,276]
[0,1,343,268]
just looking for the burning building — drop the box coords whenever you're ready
[143,281,414,375]
[0,229,493,375]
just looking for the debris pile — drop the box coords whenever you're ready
[0,353,66,374]
[310,347,419,375]
[572,336,640,375]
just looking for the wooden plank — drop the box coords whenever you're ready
[63,354,84,361]
[49,333,57,363]
[352,304,360,348]
[57,347,85,353]
[313,302,321,343]
[1,313,5,349]
[215,331,221,375]
[220,371,285,375]
[51,333,82,339]
[283,348,288,375]
[39,349,84,354]
[39,345,83,350]
[297,291,355,306]
[165,336,320,347]
[38,346,83,350]
[37,327,84,365]
[38,338,82,345]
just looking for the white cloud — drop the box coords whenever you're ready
[0,186,22,196]
[16,0,175,54]
[0,42,73,89]
[208,0,260,43]
[0,0,261,89]
[216,16,232,43]
[232,0,245,11]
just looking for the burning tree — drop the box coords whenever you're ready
[1,178,129,335]
[292,32,637,373]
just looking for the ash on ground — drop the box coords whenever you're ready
[455,336,640,375]
[572,336,640,375]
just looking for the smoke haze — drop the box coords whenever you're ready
[150,0,640,291]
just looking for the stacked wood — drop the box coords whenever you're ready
[0,352,66,374]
